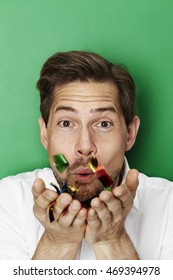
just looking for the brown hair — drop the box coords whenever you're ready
[37,50,136,126]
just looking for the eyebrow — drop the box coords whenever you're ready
[54,106,117,114]
[90,107,117,114]
[55,106,78,113]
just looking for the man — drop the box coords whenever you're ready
[0,51,173,259]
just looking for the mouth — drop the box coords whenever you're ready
[64,164,104,203]
[73,167,95,183]
[75,173,95,183]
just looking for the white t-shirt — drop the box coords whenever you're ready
[0,161,173,260]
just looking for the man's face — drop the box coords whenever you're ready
[39,81,138,201]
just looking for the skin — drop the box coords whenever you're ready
[32,81,140,259]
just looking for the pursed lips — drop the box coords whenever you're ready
[73,167,95,182]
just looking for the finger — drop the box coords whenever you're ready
[90,197,112,223]
[87,207,100,230]
[33,179,58,217]
[123,169,139,198]
[35,189,58,211]
[49,193,72,224]
[73,207,87,227]
[111,169,139,210]
[53,193,81,224]
[32,178,46,199]
[58,199,82,226]
[99,190,122,214]
[53,193,72,217]
[113,186,132,209]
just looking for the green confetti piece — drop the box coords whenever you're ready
[53,154,69,173]
[103,186,112,191]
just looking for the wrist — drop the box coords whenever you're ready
[93,230,139,260]
[43,231,80,250]
[32,232,80,260]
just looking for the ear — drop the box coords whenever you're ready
[38,116,48,150]
[125,116,140,151]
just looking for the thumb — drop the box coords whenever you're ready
[125,169,139,198]
[32,178,46,199]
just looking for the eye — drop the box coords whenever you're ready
[97,120,113,128]
[100,121,112,128]
[58,120,72,128]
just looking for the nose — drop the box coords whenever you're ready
[75,127,97,158]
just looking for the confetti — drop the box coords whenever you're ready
[53,154,69,173]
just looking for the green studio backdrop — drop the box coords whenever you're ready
[0,0,173,180]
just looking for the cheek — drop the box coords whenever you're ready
[46,133,75,164]
[97,134,126,165]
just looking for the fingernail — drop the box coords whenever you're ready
[46,191,57,200]
[61,197,71,205]
[89,209,95,216]
[71,201,80,210]
[115,187,123,196]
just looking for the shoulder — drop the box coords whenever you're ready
[0,168,55,215]
[125,158,173,195]
[136,172,173,209]
[138,172,173,192]
[0,168,54,195]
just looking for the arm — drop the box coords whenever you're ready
[0,178,32,259]
[32,179,87,259]
[160,190,173,259]
[85,169,139,259]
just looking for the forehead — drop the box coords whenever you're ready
[52,81,119,110]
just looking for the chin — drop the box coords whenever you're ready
[66,182,103,202]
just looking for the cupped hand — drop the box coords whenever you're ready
[32,178,87,245]
[85,169,139,244]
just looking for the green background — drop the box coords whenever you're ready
[0,0,173,180]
